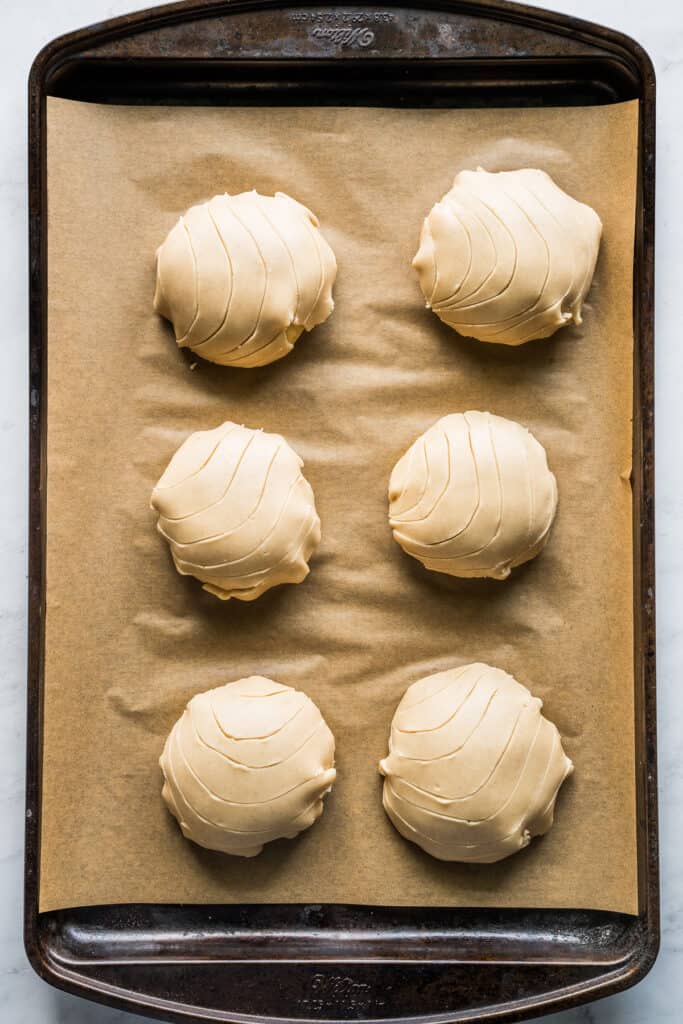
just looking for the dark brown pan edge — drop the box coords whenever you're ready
[25,1,657,1022]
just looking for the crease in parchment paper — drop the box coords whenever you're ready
[41,97,638,914]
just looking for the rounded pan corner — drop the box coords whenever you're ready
[474,0,656,97]
[26,0,211,96]
[18,946,171,1024]
[27,17,109,95]
[544,924,660,1020]
[615,30,656,92]
[618,922,661,993]
[474,940,661,1024]
[21,922,111,1022]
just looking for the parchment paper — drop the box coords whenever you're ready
[41,97,638,914]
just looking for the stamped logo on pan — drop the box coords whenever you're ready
[301,973,388,1013]
[289,10,395,48]
[311,26,375,47]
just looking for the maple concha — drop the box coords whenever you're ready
[154,190,337,367]
[379,663,573,863]
[161,677,336,856]
[388,411,557,580]
[413,167,602,345]
[151,421,321,601]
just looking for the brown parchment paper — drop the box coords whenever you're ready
[41,96,639,915]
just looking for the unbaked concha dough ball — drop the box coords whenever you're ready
[388,411,557,580]
[379,663,573,863]
[161,676,336,856]
[413,167,602,345]
[154,190,337,367]
[151,421,321,601]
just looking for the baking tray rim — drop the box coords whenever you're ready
[25,0,658,1022]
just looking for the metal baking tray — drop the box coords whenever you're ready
[25,1,657,1021]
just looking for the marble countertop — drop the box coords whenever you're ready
[1,0,679,1021]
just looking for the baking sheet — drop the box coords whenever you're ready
[41,97,638,915]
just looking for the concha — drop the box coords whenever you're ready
[151,421,321,601]
[413,168,602,345]
[161,676,336,856]
[388,411,557,580]
[154,190,337,367]
[379,663,573,863]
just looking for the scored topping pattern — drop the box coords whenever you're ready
[151,421,321,601]
[379,663,573,863]
[154,190,337,367]
[413,168,602,345]
[388,411,557,580]
[161,676,336,857]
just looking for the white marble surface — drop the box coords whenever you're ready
[1,0,680,1020]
